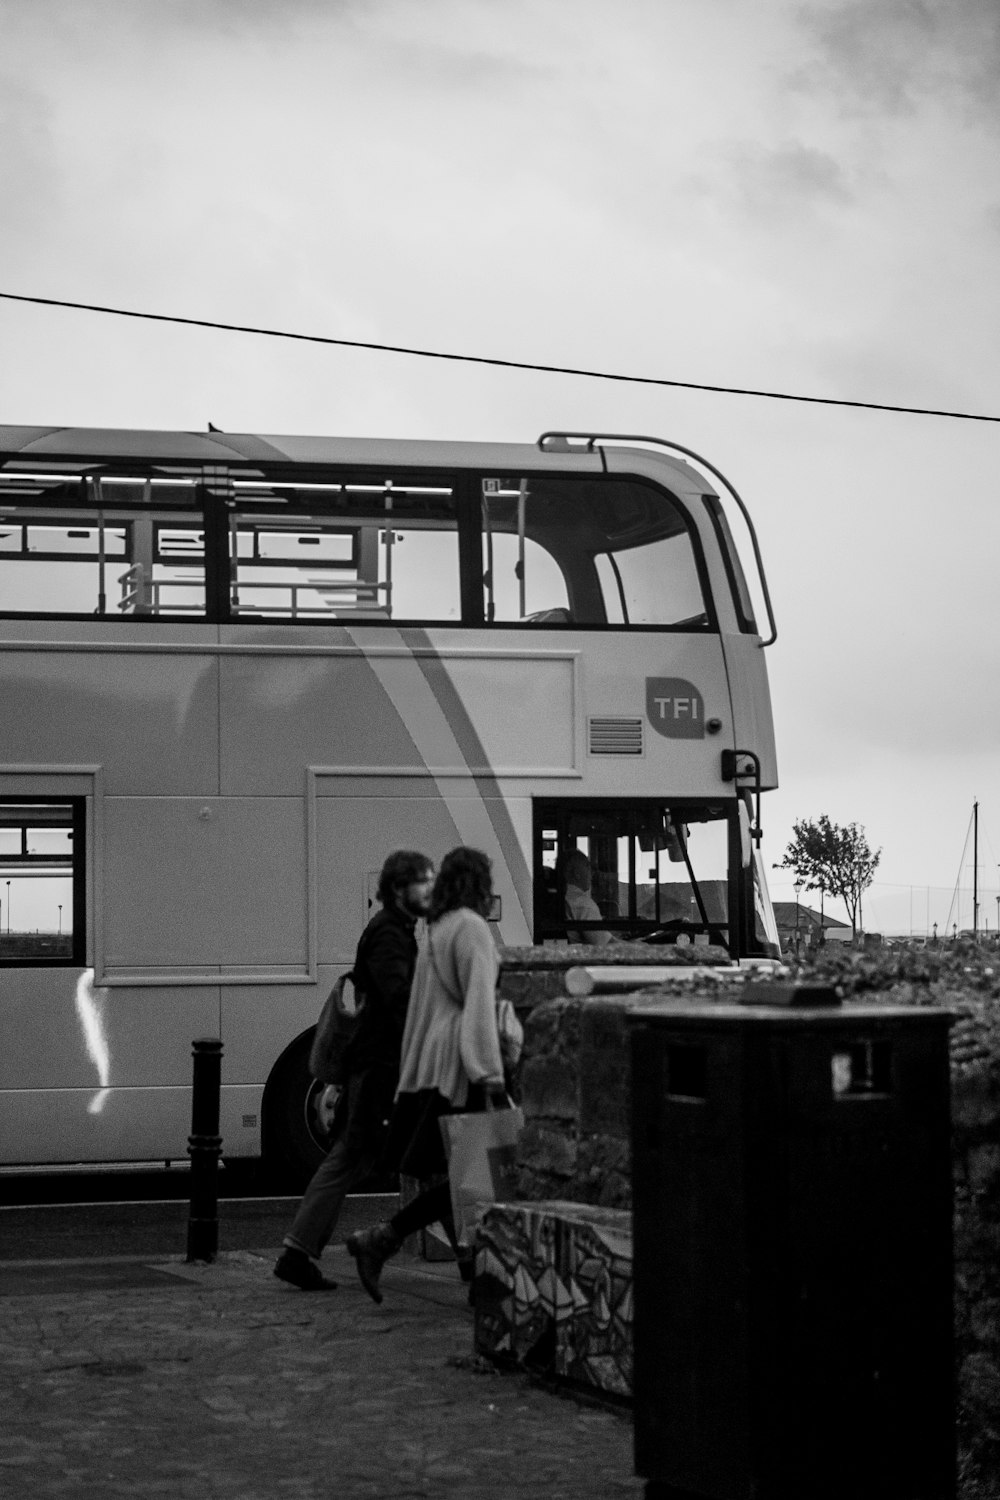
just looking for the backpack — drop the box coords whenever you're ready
[308,971,365,1086]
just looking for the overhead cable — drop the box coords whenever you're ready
[1,289,997,424]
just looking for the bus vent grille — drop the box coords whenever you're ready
[588,717,643,755]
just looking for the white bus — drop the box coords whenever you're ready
[0,425,780,1183]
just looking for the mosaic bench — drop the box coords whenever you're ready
[472,1199,633,1400]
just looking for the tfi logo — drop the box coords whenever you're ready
[646,678,705,739]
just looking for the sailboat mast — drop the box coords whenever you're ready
[973,799,979,937]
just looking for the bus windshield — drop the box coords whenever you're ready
[535,801,735,948]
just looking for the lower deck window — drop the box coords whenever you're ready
[0,799,84,963]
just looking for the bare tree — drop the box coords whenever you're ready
[778,815,881,939]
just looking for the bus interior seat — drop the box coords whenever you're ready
[522,606,572,625]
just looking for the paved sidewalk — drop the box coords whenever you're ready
[0,1242,642,1499]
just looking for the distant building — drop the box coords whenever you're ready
[773,901,852,953]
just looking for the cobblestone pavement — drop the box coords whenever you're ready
[0,1244,642,1499]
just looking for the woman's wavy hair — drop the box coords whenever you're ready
[428,846,494,923]
[377,849,433,907]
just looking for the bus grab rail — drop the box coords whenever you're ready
[537,431,777,647]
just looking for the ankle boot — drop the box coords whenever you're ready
[346,1220,402,1304]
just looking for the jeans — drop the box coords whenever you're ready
[283,1064,396,1260]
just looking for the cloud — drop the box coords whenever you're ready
[29,0,554,87]
[0,78,62,248]
[721,139,853,220]
[793,0,1000,126]
[79,0,361,39]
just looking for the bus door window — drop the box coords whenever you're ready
[0,800,84,964]
[227,477,460,622]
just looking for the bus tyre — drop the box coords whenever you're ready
[261,1032,332,1194]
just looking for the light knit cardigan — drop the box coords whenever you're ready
[395,906,504,1107]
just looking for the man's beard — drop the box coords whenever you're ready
[400,893,430,920]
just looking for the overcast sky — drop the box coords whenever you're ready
[1,0,998,935]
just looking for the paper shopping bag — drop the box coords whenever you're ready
[439,1105,524,1246]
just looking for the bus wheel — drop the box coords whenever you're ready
[261,1032,332,1193]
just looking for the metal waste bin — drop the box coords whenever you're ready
[629,988,955,1500]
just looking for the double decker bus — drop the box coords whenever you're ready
[0,425,779,1183]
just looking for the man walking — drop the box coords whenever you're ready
[273,849,434,1291]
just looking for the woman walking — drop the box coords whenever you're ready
[346,846,520,1303]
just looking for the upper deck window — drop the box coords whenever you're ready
[0,459,709,630]
[482,477,708,628]
[0,469,204,616]
[227,478,460,622]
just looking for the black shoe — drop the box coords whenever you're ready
[345,1221,401,1304]
[273,1249,338,1291]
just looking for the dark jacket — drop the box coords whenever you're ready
[344,903,419,1074]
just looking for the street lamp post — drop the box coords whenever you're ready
[794,880,803,952]
[4,881,8,935]
[58,905,63,937]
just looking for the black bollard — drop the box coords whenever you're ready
[186,1037,223,1263]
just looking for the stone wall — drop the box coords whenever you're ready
[951,1034,1000,1492]
[514,993,636,1208]
[497,942,731,1012]
[508,944,1000,1496]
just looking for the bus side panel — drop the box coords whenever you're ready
[217,629,576,795]
[217,640,428,795]
[479,630,738,800]
[221,978,334,1088]
[218,785,522,1088]
[217,788,500,1098]
[101,795,309,971]
[0,631,221,797]
[1,1088,203,1166]
[315,789,467,959]
[0,968,219,1165]
[314,784,532,949]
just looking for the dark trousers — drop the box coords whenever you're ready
[390,1180,456,1245]
[284,1065,396,1260]
[383,1084,492,1249]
